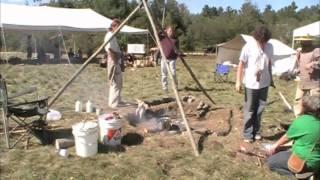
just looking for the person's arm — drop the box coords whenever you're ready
[269,58,275,88]
[236,61,244,93]
[108,48,119,64]
[150,47,159,51]
[267,134,290,155]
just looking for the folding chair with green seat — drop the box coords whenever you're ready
[0,75,49,149]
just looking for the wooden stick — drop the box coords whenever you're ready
[179,56,216,105]
[278,91,293,112]
[141,0,199,157]
[0,129,26,135]
[48,2,143,107]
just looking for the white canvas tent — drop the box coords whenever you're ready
[292,21,320,47]
[216,34,296,75]
[0,3,148,34]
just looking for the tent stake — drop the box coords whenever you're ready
[48,2,143,107]
[141,0,199,157]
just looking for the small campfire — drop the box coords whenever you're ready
[126,99,187,134]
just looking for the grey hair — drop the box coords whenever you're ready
[302,95,320,118]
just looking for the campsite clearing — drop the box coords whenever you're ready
[0,56,296,179]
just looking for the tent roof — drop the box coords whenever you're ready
[293,21,320,38]
[218,34,296,56]
[0,3,148,34]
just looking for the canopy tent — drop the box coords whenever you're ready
[216,34,296,75]
[292,21,320,47]
[293,21,320,38]
[0,3,148,34]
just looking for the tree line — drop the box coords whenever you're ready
[2,0,319,54]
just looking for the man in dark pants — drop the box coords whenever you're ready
[236,26,274,143]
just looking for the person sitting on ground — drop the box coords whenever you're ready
[266,95,320,177]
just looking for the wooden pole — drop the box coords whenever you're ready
[48,2,143,107]
[141,0,199,156]
[278,91,293,112]
[179,56,216,105]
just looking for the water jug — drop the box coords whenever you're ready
[86,100,93,113]
[75,100,82,112]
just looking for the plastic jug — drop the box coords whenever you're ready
[75,100,82,112]
[86,100,93,113]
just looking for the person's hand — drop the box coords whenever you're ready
[266,144,278,156]
[270,80,276,88]
[235,81,242,93]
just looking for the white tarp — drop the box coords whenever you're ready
[293,21,320,38]
[217,34,296,75]
[0,3,148,34]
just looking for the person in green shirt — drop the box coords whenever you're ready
[266,95,320,176]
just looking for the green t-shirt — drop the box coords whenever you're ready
[287,114,320,171]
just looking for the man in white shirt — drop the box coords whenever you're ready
[104,19,123,108]
[236,26,274,143]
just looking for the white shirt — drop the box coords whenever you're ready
[239,41,274,89]
[104,31,121,54]
[104,31,121,64]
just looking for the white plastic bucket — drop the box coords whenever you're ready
[98,114,122,146]
[72,121,98,158]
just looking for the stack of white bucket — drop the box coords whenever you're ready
[72,121,98,158]
[98,113,122,146]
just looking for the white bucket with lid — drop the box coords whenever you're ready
[72,121,98,158]
[98,114,123,146]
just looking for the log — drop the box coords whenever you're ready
[55,138,75,149]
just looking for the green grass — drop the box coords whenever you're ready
[0,56,295,179]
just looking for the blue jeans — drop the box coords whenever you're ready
[243,87,268,140]
[266,150,295,177]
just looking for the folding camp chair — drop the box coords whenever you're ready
[0,75,49,148]
[214,64,230,82]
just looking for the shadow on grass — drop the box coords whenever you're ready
[263,131,286,141]
[36,128,73,145]
[98,133,144,153]
[183,86,226,92]
[121,132,144,146]
[267,98,280,105]
[98,144,126,153]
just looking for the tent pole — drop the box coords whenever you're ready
[59,28,72,64]
[291,37,295,49]
[48,2,143,107]
[33,33,36,59]
[141,0,199,157]
[1,28,8,64]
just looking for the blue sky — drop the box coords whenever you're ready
[2,0,319,13]
[176,0,319,13]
